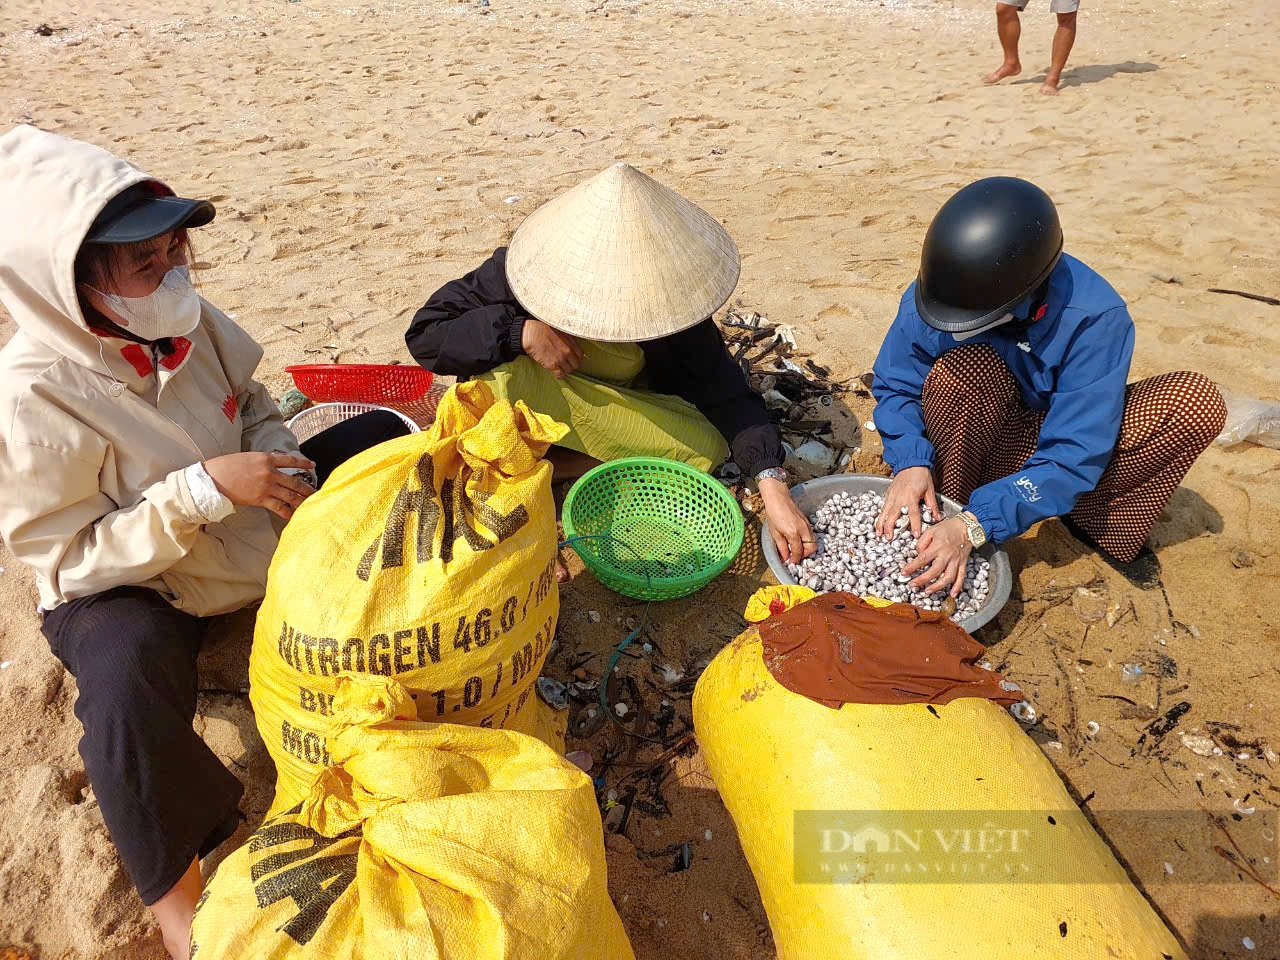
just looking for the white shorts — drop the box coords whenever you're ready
[999,0,1080,12]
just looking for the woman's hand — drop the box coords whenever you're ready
[876,465,939,539]
[902,515,971,597]
[522,318,583,379]
[204,452,316,521]
[760,477,816,565]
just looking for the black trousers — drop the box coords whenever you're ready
[40,411,409,905]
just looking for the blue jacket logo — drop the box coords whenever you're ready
[1013,476,1042,503]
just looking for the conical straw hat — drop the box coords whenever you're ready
[505,163,740,342]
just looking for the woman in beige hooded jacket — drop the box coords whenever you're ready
[0,126,408,958]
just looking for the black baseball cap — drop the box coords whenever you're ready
[84,182,216,245]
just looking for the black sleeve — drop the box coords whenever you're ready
[404,248,530,378]
[642,320,786,477]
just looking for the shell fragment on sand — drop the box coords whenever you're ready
[1180,733,1215,757]
[536,676,570,711]
[793,439,836,470]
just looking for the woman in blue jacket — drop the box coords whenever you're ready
[872,178,1225,591]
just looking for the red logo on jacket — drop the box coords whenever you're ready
[221,394,238,423]
[160,337,193,371]
[119,344,153,378]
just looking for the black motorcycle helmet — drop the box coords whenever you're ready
[914,177,1063,333]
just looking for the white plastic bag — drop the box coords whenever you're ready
[1217,393,1280,449]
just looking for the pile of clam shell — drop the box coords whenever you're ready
[787,489,991,622]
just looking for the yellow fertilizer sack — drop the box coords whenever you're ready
[251,381,569,810]
[192,675,633,960]
[691,597,1187,960]
[742,584,818,623]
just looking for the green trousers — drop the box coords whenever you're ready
[476,340,728,472]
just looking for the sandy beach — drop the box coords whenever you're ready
[1,0,1278,956]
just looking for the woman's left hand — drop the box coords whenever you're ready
[760,478,816,565]
[902,515,972,596]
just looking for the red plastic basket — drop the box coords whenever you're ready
[285,364,433,404]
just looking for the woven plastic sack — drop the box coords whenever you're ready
[742,585,817,623]
[192,675,633,959]
[690,592,1188,960]
[251,381,569,811]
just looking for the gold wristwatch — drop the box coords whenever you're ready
[959,510,987,548]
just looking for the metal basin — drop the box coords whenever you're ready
[760,473,1012,634]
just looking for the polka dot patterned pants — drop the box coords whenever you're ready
[921,343,1226,562]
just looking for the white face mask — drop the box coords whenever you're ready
[92,265,201,341]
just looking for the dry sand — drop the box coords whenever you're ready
[1,0,1278,957]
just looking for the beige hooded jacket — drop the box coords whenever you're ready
[0,125,300,617]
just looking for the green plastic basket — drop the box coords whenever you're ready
[562,457,745,601]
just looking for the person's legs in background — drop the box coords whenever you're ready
[921,343,1042,504]
[41,587,243,960]
[1042,7,1079,94]
[985,1,1025,84]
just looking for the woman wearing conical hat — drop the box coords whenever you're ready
[405,162,816,571]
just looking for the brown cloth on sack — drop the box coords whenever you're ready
[757,592,1023,710]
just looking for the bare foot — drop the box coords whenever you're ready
[1040,76,1061,95]
[983,62,1021,84]
[555,554,572,584]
